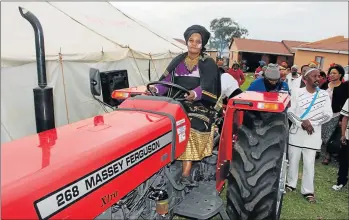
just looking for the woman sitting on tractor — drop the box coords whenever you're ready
[149,25,221,186]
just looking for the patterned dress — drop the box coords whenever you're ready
[155,59,216,161]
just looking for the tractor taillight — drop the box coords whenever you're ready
[257,102,279,111]
[112,91,130,99]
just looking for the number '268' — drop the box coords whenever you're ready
[56,186,80,207]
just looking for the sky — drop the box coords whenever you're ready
[111,2,348,43]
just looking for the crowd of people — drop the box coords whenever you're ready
[149,24,348,204]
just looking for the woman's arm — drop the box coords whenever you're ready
[154,73,171,95]
[192,86,202,101]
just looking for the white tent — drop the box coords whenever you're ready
[1,2,187,144]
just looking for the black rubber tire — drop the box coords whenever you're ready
[226,111,289,220]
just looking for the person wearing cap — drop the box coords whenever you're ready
[289,64,309,93]
[285,65,301,93]
[247,63,289,93]
[286,68,333,203]
[228,61,245,87]
[149,24,221,186]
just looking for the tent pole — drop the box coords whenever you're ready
[148,59,151,81]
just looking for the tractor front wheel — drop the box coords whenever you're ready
[226,111,289,220]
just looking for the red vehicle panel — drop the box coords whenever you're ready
[1,97,190,219]
[216,91,289,191]
[228,91,290,113]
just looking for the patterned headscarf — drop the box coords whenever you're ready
[308,60,319,68]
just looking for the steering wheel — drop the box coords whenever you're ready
[146,81,190,101]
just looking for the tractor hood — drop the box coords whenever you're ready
[1,96,190,219]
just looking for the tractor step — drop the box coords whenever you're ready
[174,181,229,220]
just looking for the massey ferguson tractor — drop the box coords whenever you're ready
[1,6,290,220]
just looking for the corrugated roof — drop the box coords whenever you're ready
[297,36,348,51]
[282,40,309,53]
[231,38,293,56]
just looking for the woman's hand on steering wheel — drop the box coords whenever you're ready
[184,90,196,101]
[146,85,157,95]
[146,81,190,101]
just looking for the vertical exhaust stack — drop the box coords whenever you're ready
[19,6,55,133]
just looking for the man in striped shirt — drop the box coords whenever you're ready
[285,68,333,203]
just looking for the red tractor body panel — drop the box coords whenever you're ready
[1,97,190,220]
[228,91,290,113]
[216,91,290,191]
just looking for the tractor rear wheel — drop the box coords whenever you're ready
[226,111,289,220]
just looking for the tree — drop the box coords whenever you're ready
[208,17,249,58]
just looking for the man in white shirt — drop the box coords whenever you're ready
[215,68,243,133]
[219,67,243,104]
[290,65,308,93]
[285,68,333,203]
[286,65,301,93]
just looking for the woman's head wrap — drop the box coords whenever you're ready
[184,25,211,52]
[308,60,319,68]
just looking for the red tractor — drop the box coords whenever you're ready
[1,7,290,220]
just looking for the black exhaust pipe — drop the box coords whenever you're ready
[19,6,55,133]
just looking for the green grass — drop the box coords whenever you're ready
[214,158,349,220]
[174,73,349,219]
[240,72,255,91]
[281,159,349,220]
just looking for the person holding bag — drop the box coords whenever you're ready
[285,68,333,203]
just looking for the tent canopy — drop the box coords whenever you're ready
[0,2,189,143]
[1,2,187,67]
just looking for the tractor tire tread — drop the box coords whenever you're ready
[226,111,288,220]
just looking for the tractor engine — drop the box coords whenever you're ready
[102,137,220,220]
[107,169,177,220]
